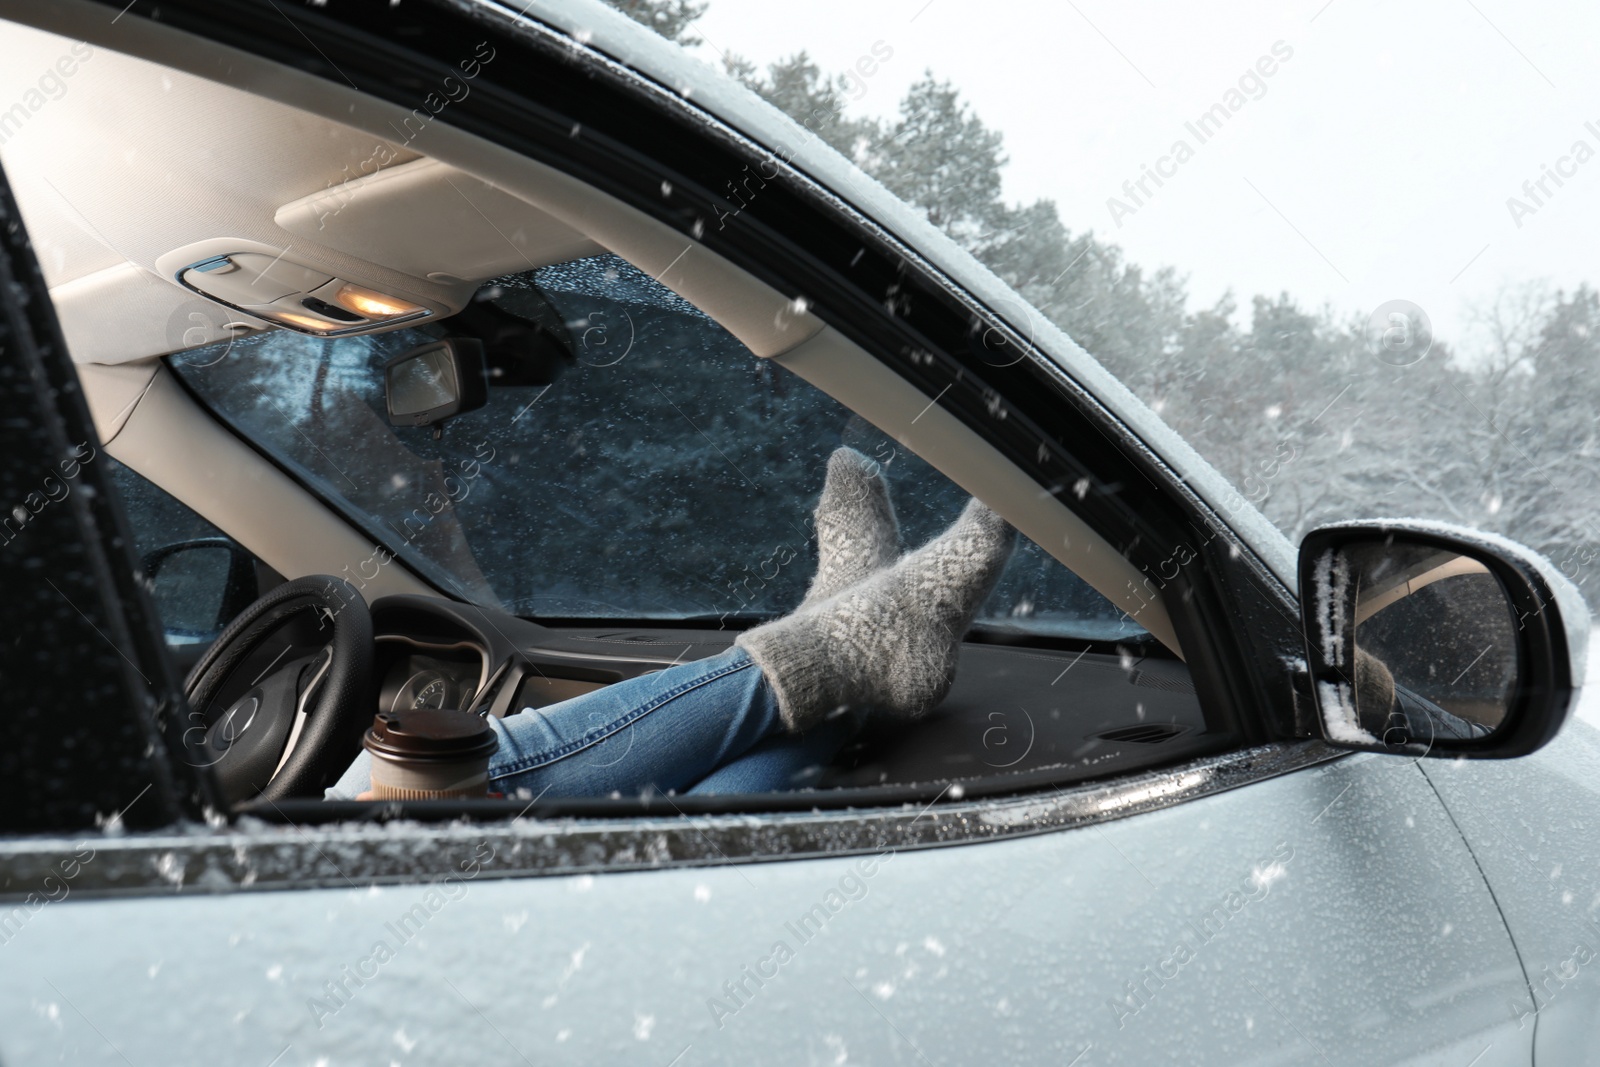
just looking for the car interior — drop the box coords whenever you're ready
[0,9,1230,814]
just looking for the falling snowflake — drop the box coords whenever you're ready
[1250,861,1288,892]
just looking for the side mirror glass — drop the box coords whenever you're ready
[384,337,487,429]
[143,537,259,643]
[1299,522,1586,759]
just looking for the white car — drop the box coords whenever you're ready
[0,1,1594,1064]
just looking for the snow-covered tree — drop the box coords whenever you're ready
[605,1,1600,611]
[604,0,707,46]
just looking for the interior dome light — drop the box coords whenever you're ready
[267,309,345,333]
[334,284,423,319]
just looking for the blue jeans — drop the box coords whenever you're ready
[326,647,853,799]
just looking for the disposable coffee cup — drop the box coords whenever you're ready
[364,708,499,800]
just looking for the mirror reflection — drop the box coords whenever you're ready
[388,346,460,417]
[1343,541,1520,746]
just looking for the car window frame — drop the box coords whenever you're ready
[97,0,1296,740]
[0,0,1346,898]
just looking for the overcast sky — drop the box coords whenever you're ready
[691,0,1600,357]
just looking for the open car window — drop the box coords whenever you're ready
[170,252,1149,645]
[0,0,1269,830]
[167,253,1223,800]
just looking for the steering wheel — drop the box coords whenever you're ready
[182,575,375,804]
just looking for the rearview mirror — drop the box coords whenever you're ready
[384,338,487,429]
[1299,521,1586,759]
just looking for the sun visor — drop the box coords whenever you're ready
[274,158,601,286]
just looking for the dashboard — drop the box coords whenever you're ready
[203,591,1209,814]
[367,595,726,722]
[356,594,1208,799]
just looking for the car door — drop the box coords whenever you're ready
[0,2,1541,1064]
[1419,705,1600,1064]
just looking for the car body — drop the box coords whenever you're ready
[0,2,1596,1064]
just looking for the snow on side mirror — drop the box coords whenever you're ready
[1298,521,1587,759]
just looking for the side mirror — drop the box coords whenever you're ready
[1299,521,1587,759]
[142,537,259,642]
[384,337,487,429]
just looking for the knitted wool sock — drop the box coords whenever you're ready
[739,498,1016,731]
[800,447,900,608]
[1354,646,1396,719]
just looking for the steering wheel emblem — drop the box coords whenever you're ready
[209,691,261,753]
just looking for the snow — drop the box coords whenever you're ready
[1310,548,1349,669]
[1317,680,1377,745]
[1250,860,1289,894]
[1574,624,1600,729]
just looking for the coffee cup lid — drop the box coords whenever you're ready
[364,708,498,763]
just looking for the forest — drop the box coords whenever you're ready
[609,0,1600,611]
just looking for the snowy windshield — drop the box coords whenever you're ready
[169,254,1147,639]
[670,0,1600,618]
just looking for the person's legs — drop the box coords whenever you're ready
[684,710,861,795]
[694,498,1016,791]
[326,646,785,799]
[329,448,903,802]
[325,451,1015,803]
[328,448,907,802]
[737,497,1015,730]
[488,646,783,797]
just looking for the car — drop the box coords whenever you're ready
[0,0,1595,1064]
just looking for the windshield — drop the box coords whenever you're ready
[656,0,1600,618]
[171,253,1147,640]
